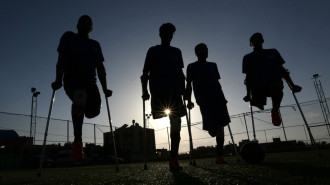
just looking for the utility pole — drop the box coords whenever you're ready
[312,74,330,136]
[30,87,40,145]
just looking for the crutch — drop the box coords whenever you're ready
[105,96,119,171]
[38,90,55,177]
[183,99,196,166]
[227,124,240,162]
[142,99,148,170]
[286,82,321,157]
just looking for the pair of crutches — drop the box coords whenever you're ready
[38,90,118,176]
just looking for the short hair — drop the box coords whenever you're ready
[159,23,176,34]
[78,15,92,25]
[250,32,263,44]
[195,43,207,56]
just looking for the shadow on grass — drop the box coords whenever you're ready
[194,164,261,185]
[171,170,206,185]
[263,162,330,177]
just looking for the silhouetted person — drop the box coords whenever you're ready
[243,32,301,126]
[141,23,186,170]
[185,43,230,164]
[51,15,112,161]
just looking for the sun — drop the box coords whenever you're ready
[165,109,171,116]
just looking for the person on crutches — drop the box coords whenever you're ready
[242,32,302,126]
[141,23,186,170]
[51,15,112,162]
[184,43,231,164]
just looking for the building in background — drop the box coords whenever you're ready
[104,121,156,162]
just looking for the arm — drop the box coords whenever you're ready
[97,62,112,97]
[140,73,150,100]
[184,65,194,109]
[51,53,65,90]
[280,66,302,93]
[243,74,251,102]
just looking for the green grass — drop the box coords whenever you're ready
[1,150,329,185]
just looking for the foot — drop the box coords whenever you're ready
[215,155,227,164]
[271,111,282,126]
[72,141,84,162]
[169,158,183,170]
[291,85,302,93]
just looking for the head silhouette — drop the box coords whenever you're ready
[250,32,264,49]
[77,15,93,37]
[195,43,208,61]
[159,23,176,46]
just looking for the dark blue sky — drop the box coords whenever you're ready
[1,0,330,150]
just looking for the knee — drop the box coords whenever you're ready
[85,109,100,118]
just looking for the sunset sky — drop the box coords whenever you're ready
[1,0,330,152]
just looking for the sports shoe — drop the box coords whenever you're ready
[169,158,183,170]
[271,111,282,126]
[216,155,227,164]
[72,141,84,162]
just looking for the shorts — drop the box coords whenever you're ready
[250,81,284,107]
[64,81,101,119]
[199,101,230,131]
[150,93,186,119]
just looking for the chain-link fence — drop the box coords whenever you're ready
[1,98,330,154]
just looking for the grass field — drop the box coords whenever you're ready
[1,150,329,185]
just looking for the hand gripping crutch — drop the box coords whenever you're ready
[105,96,119,171]
[183,99,196,166]
[38,90,55,177]
[227,124,240,162]
[286,83,321,157]
[142,99,148,170]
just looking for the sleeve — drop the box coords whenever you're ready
[186,64,192,82]
[57,31,71,54]
[96,41,105,64]
[142,48,152,75]
[274,49,285,66]
[214,63,221,79]
[178,49,184,68]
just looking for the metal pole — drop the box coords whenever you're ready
[142,100,148,170]
[303,125,308,141]
[166,127,171,151]
[250,105,257,141]
[292,92,321,157]
[34,96,38,145]
[30,95,33,138]
[38,90,55,177]
[94,124,96,145]
[264,130,267,143]
[183,99,196,166]
[279,110,288,141]
[105,97,119,171]
[67,121,69,143]
[243,113,250,140]
[227,124,240,162]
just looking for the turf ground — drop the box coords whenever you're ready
[1,150,329,185]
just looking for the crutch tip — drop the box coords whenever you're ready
[144,165,148,170]
[116,167,119,172]
[37,172,41,177]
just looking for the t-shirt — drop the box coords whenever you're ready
[143,45,184,94]
[57,31,104,85]
[242,49,285,88]
[186,61,227,104]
